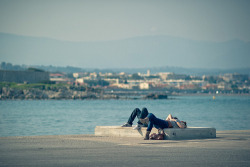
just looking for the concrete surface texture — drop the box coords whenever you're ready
[95,126,216,140]
[0,130,250,167]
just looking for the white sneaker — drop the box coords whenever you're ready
[121,123,132,127]
[133,124,143,130]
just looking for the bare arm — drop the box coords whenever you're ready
[166,114,173,120]
[177,122,185,128]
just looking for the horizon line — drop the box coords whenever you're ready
[1,31,249,43]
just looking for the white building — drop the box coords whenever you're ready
[139,82,149,89]
[75,78,84,85]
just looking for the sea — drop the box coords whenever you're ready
[0,95,249,137]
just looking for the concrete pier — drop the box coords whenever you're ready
[0,130,250,167]
[95,126,216,140]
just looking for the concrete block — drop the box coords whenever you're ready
[95,126,216,140]
[163,127,216,140]
[95,126,157,138]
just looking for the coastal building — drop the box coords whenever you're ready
[223,73,249,82]
[104,78,119,85]
[167,73,187,80]
[73,73,79,78]
[139,82,149,89]
[147,70,150,76]
[75,78,85,85]
[0,70,49,83]
[50,73,73,84]
[50,73,64,79]
[158,72,173,80]
[89,72,97,79]
[111,83,132,89]
[202,84,218,90]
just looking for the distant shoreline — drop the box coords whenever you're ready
[173,93,250,96]
[1,92,249,101]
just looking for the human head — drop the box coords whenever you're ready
[181,121,187,128]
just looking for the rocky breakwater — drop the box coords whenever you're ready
[0,84,169,100]
[143,93,168,99]
[0,87,119,100]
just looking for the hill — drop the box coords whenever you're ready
[0,32,249,71]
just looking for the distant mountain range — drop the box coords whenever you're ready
[1,62,250,76]
[0,32,249,75]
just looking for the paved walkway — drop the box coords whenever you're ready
[0,130,250,167]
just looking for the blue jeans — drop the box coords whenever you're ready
[127,108,147,126]
[147,113,169,131]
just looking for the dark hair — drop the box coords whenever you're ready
[181,121,187,127]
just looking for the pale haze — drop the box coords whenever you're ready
[0,0,250,69]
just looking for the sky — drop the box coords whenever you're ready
[1,0,250,42]
[0,0,250,69]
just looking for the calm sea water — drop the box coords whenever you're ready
[0,95,249,137]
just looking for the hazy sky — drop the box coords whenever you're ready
[1,0,250,42]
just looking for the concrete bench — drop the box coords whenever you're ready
[95,126,216,140]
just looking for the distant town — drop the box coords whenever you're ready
[0,62,249,100]
[52,70,249,94]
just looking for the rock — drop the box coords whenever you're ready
[144,93,168,99]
